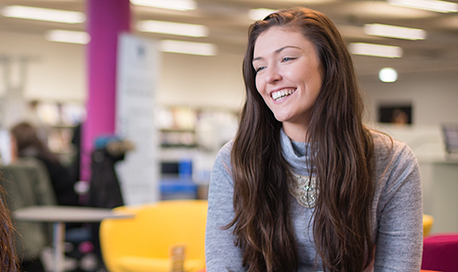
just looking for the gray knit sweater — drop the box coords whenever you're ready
[205,129,423,272]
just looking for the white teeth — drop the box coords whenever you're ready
[272,89,295,101]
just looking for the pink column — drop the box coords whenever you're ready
[82,0,130,182]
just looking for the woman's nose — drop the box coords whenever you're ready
[265,67,282,84]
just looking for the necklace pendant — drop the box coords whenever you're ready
[288,173,318,208]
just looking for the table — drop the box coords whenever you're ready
[14,205,134,272]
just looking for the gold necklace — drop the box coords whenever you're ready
[288,172,318,208]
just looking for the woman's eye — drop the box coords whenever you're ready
[282,57,295,62]
[255,66,266,73]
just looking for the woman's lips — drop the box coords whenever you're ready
[271,88,296,101]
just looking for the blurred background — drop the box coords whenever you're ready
[1,0,458,234]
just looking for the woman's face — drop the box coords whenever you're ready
[253,26,323,139]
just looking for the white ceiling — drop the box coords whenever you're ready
[1,0,458,76]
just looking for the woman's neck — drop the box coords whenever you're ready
[282,122,309,142]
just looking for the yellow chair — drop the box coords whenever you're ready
[423,214,434,237]
[100,200,208,272]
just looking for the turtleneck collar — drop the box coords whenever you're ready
[280,128,312,176]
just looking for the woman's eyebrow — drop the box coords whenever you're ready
[252,56,263,62]
[253,45,301,62]
[275,45,301,53]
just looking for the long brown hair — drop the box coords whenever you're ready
[227,7,375,272]
[0,182,19,271]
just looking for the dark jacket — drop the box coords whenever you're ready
[0,158,56,261]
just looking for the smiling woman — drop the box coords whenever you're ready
[252,27,323,141]
[205,6,423,272]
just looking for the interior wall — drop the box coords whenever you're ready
[360,69,458,126]
[0,31,86,101]
[1,30,457,126]
[0,31,245,111]
[157,51,245,111]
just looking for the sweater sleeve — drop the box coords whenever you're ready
[205,141,245,272]
[373,142,423,272]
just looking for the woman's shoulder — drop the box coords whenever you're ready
[370,130,406,151]
[211,139,234,175]
[370,130,418,167]
[214,139,234,163]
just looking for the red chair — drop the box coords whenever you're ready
[422,233,458,272]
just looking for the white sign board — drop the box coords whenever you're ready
[115,33,160,205]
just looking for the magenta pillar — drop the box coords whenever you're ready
[82,0,131,182]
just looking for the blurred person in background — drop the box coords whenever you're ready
[10,122,79,207]
[7,123,58,271]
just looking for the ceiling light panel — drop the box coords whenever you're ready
[338,2,433,19]
[137,20,208,37]
[130,0,196,11]
[379,67,398,82]
[364,24,426,40]
[1,5,85,24]
[45,30,90,44]
[388,0,458,13]
[349,43,403,58]
[158,40,217,56]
